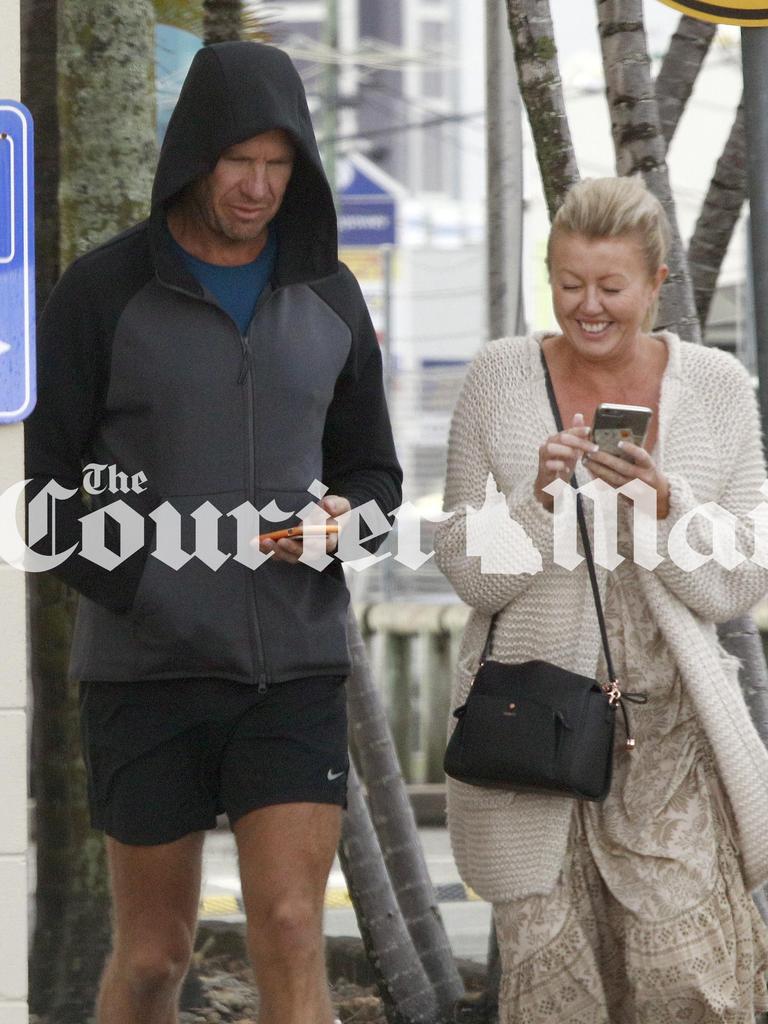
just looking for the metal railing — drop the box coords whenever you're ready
[356,602,470,784]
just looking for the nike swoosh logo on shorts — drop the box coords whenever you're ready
[327,768,346,781]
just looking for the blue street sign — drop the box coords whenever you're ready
[338,199,396,247]
[339,162,397,247]
[0,101,35,424]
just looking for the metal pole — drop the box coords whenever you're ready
[486,0,525,341]
[381,243,395,601]
[322,0,339,195]
[741,27,768,441]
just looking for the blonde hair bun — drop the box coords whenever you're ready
[548,176,671,277]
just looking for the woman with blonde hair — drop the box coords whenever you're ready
[435,176,768,1023]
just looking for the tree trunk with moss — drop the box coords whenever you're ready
[58,0,157,265]
[21,0,59,313]
[26,3,156,1020]
[21,0,66,1013]
[595,0,700,343]
[504,0,579,219]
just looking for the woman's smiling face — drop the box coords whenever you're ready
[549,231,668,364]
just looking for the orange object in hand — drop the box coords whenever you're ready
[258,523,340,542]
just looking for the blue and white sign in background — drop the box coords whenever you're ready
[0,100,35,424]
[338,161,397,248]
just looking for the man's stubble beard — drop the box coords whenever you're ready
[191,182,266,245]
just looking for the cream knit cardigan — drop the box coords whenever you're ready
[434,330,768,900]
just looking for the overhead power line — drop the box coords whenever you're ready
[319,109,485,145]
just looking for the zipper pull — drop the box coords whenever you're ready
[238,347,250,384]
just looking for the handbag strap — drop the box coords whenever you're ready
[541,353,618,684]
[479,348,648,749]
[481,352,616,684]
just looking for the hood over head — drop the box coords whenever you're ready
[152,41,337,284]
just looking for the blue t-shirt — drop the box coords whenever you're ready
[172,227,277,335]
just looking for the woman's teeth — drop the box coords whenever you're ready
[579,321,609,334]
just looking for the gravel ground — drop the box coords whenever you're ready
[29,927,486,1023]
[178,953,386,1024]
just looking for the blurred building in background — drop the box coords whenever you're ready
[270,0,488,601]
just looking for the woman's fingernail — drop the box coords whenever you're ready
[617,441,625,449]
[591,444,599,452]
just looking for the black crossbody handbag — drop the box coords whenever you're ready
[443,353,647,801]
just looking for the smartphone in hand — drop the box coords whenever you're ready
[592,403,652,459]
[258,524,340,543]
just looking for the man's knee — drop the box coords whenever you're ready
[247,895,323,960]
[113,939,193,999]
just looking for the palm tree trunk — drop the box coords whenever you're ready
[346,610,465,1018]
[21,1,64,1006]
[655,15,716,148]
[339,760,440,1024]
[504,0,579,218]
[27,580,80,1015]
[58,0,157,264]
[594,0,700,343]
[21,0,59,314]
[27,3,157,1019]
[687,100,746,326]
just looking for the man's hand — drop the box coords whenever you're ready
[257,495,351,565]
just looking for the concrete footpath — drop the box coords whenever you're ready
[200,825,492,964]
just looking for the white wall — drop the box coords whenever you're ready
[0,2,29,1021]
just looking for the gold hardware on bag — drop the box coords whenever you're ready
[602,680,622,705]
[600,678,647,753]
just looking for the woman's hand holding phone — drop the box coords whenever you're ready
[582,442,670,520]
[534,413,599,512]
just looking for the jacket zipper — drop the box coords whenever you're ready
[155,274,270,690]
[238,323,270,693]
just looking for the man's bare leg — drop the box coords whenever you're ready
[96,831,205,1024]
[234,802,341,1024]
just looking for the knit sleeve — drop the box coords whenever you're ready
[652,356,768,622]
[434,342,555,615]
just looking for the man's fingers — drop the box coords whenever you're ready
[320,494,352,518]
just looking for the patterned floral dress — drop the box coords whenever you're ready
[493,549,768,1024]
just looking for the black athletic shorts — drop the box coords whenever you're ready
[79,675,349,846]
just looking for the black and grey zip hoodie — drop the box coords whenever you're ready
[25,41,402,687]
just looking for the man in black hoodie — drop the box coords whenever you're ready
[26,42,402,1024]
